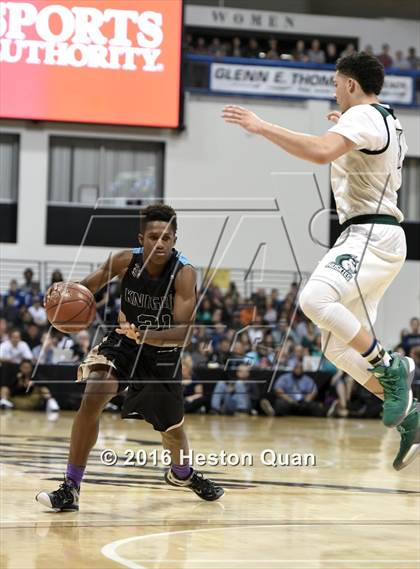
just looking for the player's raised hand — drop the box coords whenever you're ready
[222,105,264,134]
[326,111,341,124]
[115,321,139,342]
[115,311,138,341]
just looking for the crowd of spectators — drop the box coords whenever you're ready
[185,33,420,70]
[1,267,419,420]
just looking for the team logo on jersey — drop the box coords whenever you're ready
[131,263,142,279]
[326,254,359,281]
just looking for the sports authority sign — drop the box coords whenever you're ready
[0,1,183,127]
[210,63,414,105]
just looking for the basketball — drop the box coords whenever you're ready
[45,282,96,333]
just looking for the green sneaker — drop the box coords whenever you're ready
[371,353,415,428]
[393,401,420,471]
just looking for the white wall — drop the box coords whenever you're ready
[1,93,419,345]
[1,95,332,271]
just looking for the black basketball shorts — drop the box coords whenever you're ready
[79,331,184,432]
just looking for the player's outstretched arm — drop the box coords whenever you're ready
[222,105,354,164]
[79,250,133,295]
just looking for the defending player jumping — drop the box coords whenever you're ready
[36,204,224,511]
[222,52,419,470]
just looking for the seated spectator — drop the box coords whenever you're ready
[191,341,211,367]
[252,288,267,313]
[227,281,240,304]
[245,37,260,59]
[3,279,26,307]
[292,39,307,62]
[230,36,243,58]
[363,44,374,56]
[309,335,337,374]
[260,362,324,417]
[71,330,91,362]
[239,302,254,326]
[407,47,420,70]
[402,317,420,355]
[212,307,224,325]
[263,298,278,325]
[0,359,60,412]
[196,298,213,324]
[208,322,227,350]
[190,324,207,347]
[20,267,35,293]
[16,305,34,328]
[24,282,43,307]
[50,331,76,361]
[286,344,309,369]
[208,337,231,367]
[223,339,246,368]
[266,38,280,60]
[307,39,325,64]
[246,343,274,369]
[182,355,208,413]
[247,313,264,346]
[0,329,33,364]
[28,297,47,327]
[340,43,356,57]
[208,37,226,58]
[272,318,299,347]
[0,318,8,343]
[32,332,59,365]
[244,344,260,367]
[235,364,260,415]
[211,363,251,414]
[50,269,64,286]
[104,278,122,323]
[184,32,193,52]
[2,295,20,325]
[269,288,282,313]
[393,50,410,70]
[327,371,353,417]
[376,43,393,68]
[221,296,235,327]
[95,287,110,321]
[411,346,420,399]
[295,317,308,343]
[324,42,337,63]
[259,333,275,366]
[279,297,295,322]
[301,320,319,351]
[194,37,208,55]
[22,323,42,350]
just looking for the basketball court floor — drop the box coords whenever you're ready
[1,411,419,568]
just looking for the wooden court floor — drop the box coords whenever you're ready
[1,410,419,569]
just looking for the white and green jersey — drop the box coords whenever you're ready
[329,103,407,224]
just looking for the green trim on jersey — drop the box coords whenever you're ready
[359,103,392,156]
[341,214,400,230]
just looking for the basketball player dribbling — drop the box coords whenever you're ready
[36,204,224,510]
[223,52,419,470]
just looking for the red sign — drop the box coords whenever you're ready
[0,1,183,127]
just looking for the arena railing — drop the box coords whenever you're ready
[0,259,307,298]
[183,54,420,108]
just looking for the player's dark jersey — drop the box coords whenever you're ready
[120,247,192,330]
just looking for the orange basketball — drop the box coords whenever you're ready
[45,282,96,333]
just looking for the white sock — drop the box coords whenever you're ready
[46,398,60,412]
[361,339,392,368]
